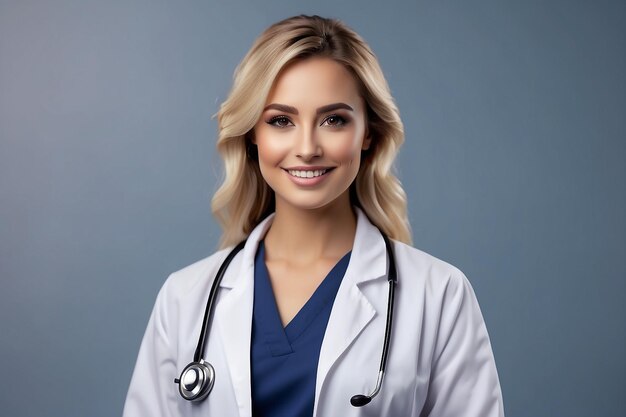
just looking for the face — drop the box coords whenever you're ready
[252,56,371,213]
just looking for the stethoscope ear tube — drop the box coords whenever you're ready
[193,240,247,362]
[379,232,397,374]
[350,231,397,407]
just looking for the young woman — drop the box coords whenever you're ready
[124,15,504,417]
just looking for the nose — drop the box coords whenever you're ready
[295,126,322,160]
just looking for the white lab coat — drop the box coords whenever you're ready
[123,207,505,417]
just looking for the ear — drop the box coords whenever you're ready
[361,127,372,151]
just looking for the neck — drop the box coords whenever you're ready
[263,193,357,264]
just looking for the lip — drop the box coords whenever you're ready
[282,167,335,187]
[282,165,334,170]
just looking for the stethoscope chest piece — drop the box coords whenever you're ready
[174,359,215,401]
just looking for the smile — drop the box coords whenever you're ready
[287,169,330,178]
[281,167,336,186]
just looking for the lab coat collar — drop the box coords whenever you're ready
[218,212,275,290]
[214,206,389,417]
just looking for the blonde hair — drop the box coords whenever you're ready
[212,14,412,248]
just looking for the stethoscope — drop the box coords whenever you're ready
[174,229,398,408]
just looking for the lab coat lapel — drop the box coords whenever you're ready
[214,213,275,417]
[314,207,388,411]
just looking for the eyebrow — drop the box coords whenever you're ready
[262,102,354,115]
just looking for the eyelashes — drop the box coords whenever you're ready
[322,115,348,128]
[266,114,349,129]
[266,116,292,128]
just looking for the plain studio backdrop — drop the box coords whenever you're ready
[0,1,624,416]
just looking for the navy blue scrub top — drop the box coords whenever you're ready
[251,240,352,417]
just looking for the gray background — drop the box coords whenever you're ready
[1,0,624,416]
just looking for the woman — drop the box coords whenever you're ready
[123,14,504,417]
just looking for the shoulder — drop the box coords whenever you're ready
[390,240,492,355]
[390,239,472,297]
[157,246,236,303]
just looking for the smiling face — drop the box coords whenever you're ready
[252,56,371,213]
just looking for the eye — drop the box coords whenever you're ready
[267,116,293,128]
[322,114,347,127]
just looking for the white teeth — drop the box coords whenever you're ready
[287,169,328,178]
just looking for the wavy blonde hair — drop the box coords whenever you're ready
[212,14,412,248]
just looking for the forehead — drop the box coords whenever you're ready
[265,57,364,111]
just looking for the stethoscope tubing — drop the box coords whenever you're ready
[193,239,247,362]
[379,232,397,374]
[177,229,397,407]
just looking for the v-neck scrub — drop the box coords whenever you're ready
[250,240,351,417]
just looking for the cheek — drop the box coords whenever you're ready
[256,137,288,167]
[329,135,364,167]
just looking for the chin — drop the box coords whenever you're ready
[277,191,351,213]
[282,199,334,211]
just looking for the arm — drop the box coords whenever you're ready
[123,277,180,417]
[420,270,505,417]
